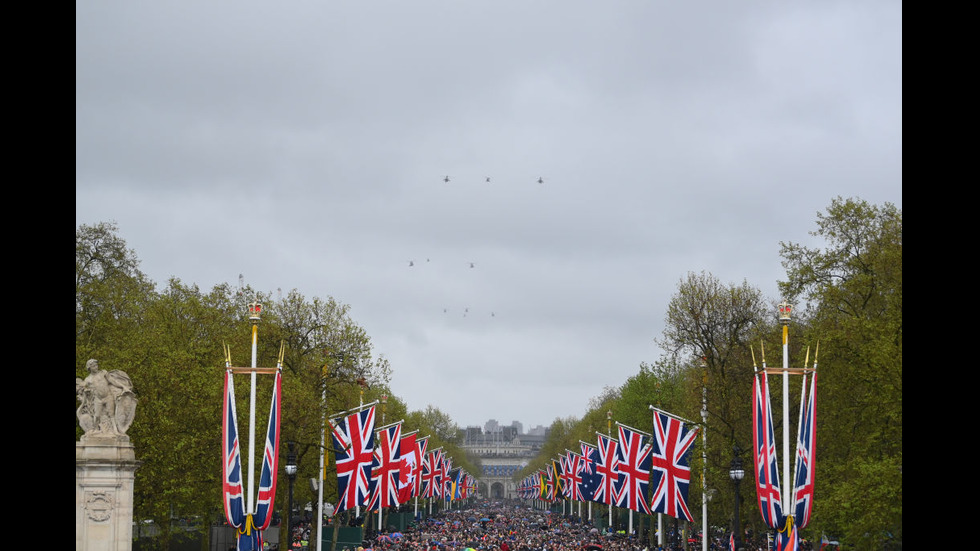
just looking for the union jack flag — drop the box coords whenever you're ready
[441,454,453,499]
[592,433,621,505]
[331,405,377,513]
[649,411,698,521]
[368,422,402,511]
[414,436,428,498]
[421,448,443,499]
[753,372,784,528]
[253,370,282,530]
[222,370,246,528]
[614,424,652,514]
[564,451,586,502]
[792,371,817,528]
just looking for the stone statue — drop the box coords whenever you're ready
[76,359,137,437]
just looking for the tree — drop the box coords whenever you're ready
[778,197,902,547]
[76,221,156,381]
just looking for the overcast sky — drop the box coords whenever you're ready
[76,2,902,431]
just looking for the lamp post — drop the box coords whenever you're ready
[729,445,744,551]
[286,442,298,549]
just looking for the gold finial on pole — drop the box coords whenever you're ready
[760,341,766,365]
[804,346,811,368]
[277,340,286,369]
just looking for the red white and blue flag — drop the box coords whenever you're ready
[414,436,429,498]
[592,433,621,506]
[753,372,785,528]
[368,422,402,512]
[614,424,652,514]
[441,454,453,499]
[792,371,817,528]
[579,442,600,503]
[222,370,246,529]
[331,405,377,513]
[221,369,282,551]
[253,370,281,530]
[564,451,585,501]
[397,432,423,504]
[422,448,443,499]
[649,411,698,522]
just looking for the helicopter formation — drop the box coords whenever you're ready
[442,175,544,184]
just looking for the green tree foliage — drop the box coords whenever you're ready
[656,271,773,537]
[76,221,156,378]
[778,197,902,547]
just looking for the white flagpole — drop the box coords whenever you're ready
[780,302,792,514]
[701,358,708,551]
[247,304,261,515]
[316,363,327,551]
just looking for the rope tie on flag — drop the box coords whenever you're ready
[777,515,793,536]
[239,513,257,536]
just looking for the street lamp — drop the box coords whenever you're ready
[729,445,745,551]
[286,442,298,548]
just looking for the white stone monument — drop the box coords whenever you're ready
[76,359,141,551]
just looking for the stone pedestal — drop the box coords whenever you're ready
[76,435,141,551]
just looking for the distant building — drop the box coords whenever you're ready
[460,420,549,499]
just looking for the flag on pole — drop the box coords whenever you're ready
[422,448,443,499]
[649,411,698,522]
[368,422,402,511]
[396,431,420,505]
[222,370,246,529]
[253,370,282,530]
[792,371,817,528]
[549,459,564,501]
[441,455,453,499]
[593,433,620,506]
[614,424,652,514]
[564,451,586,502]
[579,442,599,503]
[753,371,784,528]
[331,405,377,513]
[414,436,429,498]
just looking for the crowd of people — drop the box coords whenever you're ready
[280,499,810,551]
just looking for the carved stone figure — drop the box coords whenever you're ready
[76,359,137,436]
